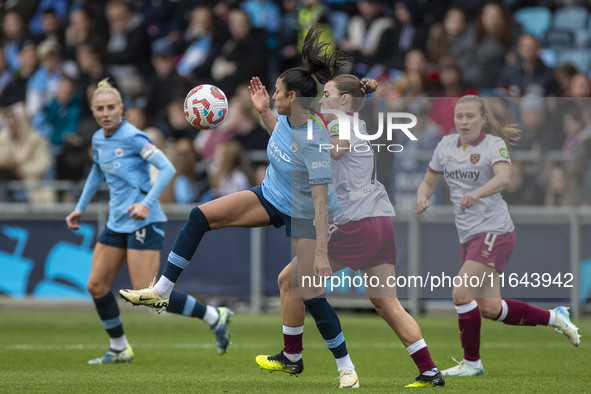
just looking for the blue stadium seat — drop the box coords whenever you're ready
[557,48,590,72]
[545,29,576,50]
[544,6,589,49]
[552,6,589,30]
[514,7,552,39]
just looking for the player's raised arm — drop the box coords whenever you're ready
[249,76,276,135]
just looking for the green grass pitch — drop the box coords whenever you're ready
[1,306,588,393]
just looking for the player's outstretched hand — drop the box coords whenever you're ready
[248,76,270,113]
[128,202,150,220]
[66,210,82,230]
[414,199,429,214]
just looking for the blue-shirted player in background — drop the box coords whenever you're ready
[66,79,232,364]
[119,26,350,387]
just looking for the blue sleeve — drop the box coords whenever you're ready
[141,149,176,209]
[304,124,333,185]
[75,163,104,212]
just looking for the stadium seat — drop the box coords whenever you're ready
[545,29,576,50]
[514,7,552,39]
[557,48,590,72]
[544,7,589,49]
[552,6,589,30]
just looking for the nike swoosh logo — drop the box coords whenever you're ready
[139,296,154,302]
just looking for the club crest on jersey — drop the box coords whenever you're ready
[115,147,124,157]
[470,154,480,165]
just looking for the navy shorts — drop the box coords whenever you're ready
[98,222,165,250]
[249,186,316,239]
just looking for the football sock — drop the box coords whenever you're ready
[203,305,220,326]
[282,324,304,358]
[154,276,175,299]
[161,207,211,290]
[93,292,127,350]
[463,359,482,368]
[110,335,128,352]
[496,299,551,326]
[166,290,207,320]
[304,298,351,365]
[335,354,355,372]
[455,300,481,362]
[406,338,437,374]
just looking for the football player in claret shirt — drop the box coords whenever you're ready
[415,95,581,377]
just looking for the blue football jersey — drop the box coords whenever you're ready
[262,115,339,219]
[91,120,167,232]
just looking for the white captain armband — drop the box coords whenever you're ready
[140,142,158,160]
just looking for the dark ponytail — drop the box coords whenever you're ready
[279,24,346,99]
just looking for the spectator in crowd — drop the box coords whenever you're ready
[27,0,68,40]
[0,101,54,203]
[144,40,189,129]
[139,0,185,40]
[76,42,113,114]
[211,9,268,97]
[159,97,197,145]
[201,140,254,202]
[241,0,282,50]
[2,10,31,73]
[568,72,591,98]
[545,165,568,206]
[275,0,301,74]
[390,49,433,97]
[386,0,429,71]
[341,0,395,76]
[124,107,147,130]
[502,160,545,205]
[27,39,63,123]
[176,6,219,82]
[426,7,473,65]
[34,8,64,45]
[497,34,557,97]
[462,2,514,89]
[297,0,333,51]
[64,8,102,61]
[104,0,151,99]
[563,101,591,206]
[0,40,38,107]
[514,95,552,152]
[555,63,578,98]
[0,46,14,97]
[40,76,82,159]
[430,59,479,134]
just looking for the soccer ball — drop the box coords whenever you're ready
[183,84,228,130]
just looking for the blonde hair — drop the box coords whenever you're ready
[91,78,122,108]
[331,75,377,111]
[455,95,520,147]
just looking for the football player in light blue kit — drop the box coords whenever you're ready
[66,79,231,364]
[119,27,347,385]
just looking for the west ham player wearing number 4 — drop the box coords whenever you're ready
[415,95,581,377]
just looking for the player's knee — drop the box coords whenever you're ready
[86,280,108,298]
[277,269,291,292]
[188,206,211,229]
[478,302,501,319]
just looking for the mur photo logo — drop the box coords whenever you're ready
[305,107,419,153]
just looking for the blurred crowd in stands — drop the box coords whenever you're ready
[0,0,590,207]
